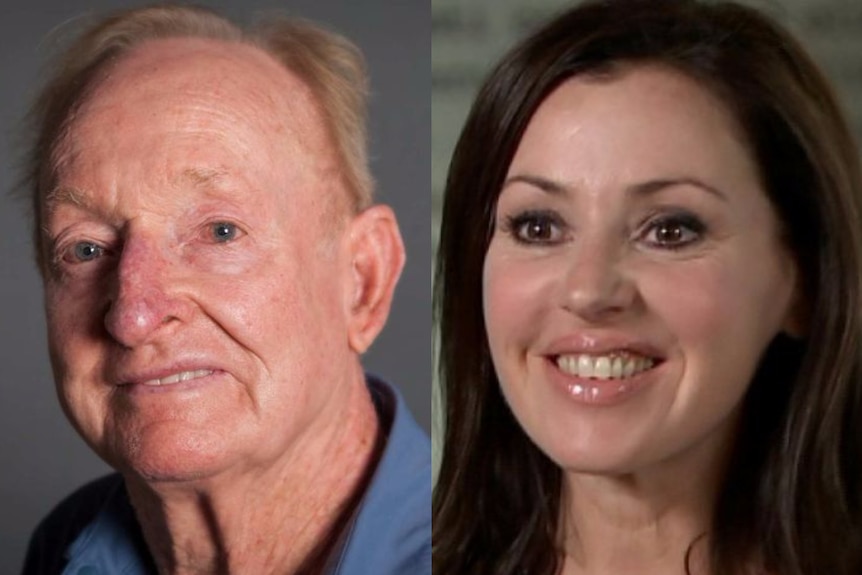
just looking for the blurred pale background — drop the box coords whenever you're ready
[431,0,862,478]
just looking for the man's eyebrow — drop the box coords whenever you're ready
[180,166,230,187]
[43,186,93,212]
[502,173,728,202]
[44,168,238,212]
[178,167,251,208]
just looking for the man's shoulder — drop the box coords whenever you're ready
[22,473,124,575]
[366,384,431,526]
[366,376,431,503]
[337,377,431,574]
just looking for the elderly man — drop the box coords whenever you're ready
[21,5,429,575]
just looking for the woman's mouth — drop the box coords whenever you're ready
[555,352,657,380]
[549,351,663,405]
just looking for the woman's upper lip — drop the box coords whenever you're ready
[544,333,666,359]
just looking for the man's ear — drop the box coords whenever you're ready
[344,204,405,354]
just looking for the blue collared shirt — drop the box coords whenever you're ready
[23,377,431,575]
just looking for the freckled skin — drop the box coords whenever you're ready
[40,34,407,572]
[43,38,357,483]
[483,66,799,477]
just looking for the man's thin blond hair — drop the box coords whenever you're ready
[27,5,373,269]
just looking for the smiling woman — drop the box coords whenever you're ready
[486,66,800,472]
[433,1,862,574]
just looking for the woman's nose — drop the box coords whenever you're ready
[559,239,637,322]
[103,236,192,348]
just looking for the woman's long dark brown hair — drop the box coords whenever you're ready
[432,1,862,574]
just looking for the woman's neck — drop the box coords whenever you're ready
[559,420,735,575]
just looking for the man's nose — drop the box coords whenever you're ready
[103,235,191,348]
[559,238,637,323]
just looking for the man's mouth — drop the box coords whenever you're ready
[138,369,215,387]
[555,352,658,380]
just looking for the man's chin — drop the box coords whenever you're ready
[110,430,236,486]
[129,462,220,484]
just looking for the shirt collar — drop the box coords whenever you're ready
[62,479,150,575]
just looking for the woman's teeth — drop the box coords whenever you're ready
[555,353,655,380]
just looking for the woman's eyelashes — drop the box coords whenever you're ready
[500,207,708,251]
[503,209,568,245]
[637,211,706,250]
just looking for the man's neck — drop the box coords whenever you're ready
[125,369,382,575]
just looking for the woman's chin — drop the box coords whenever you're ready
[550,448,648,478]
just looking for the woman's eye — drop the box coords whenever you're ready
[505,211,565,245]
[68,241,104,263]
[641,214,705,249]
[210,222,241,243]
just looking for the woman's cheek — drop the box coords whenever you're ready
[484,250,558,359]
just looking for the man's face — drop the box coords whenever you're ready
[42,38,359,482]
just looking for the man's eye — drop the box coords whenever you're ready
[505,211,566,245]
[641,214,705,249]
[211,222,240,243]
[69,241,104,262]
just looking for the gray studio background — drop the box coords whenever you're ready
[431,0,862,478]
[0,0,429,568]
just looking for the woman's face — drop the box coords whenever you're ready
[483,66,799,475]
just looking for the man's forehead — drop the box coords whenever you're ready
[47,36,341,198]
[107,36,306,92]
[76,37,326,145]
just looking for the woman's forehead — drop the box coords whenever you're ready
[504,65,757,197]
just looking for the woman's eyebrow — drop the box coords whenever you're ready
[627,177,728,202]
[502,174,570,195]
[502,173,728,202]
